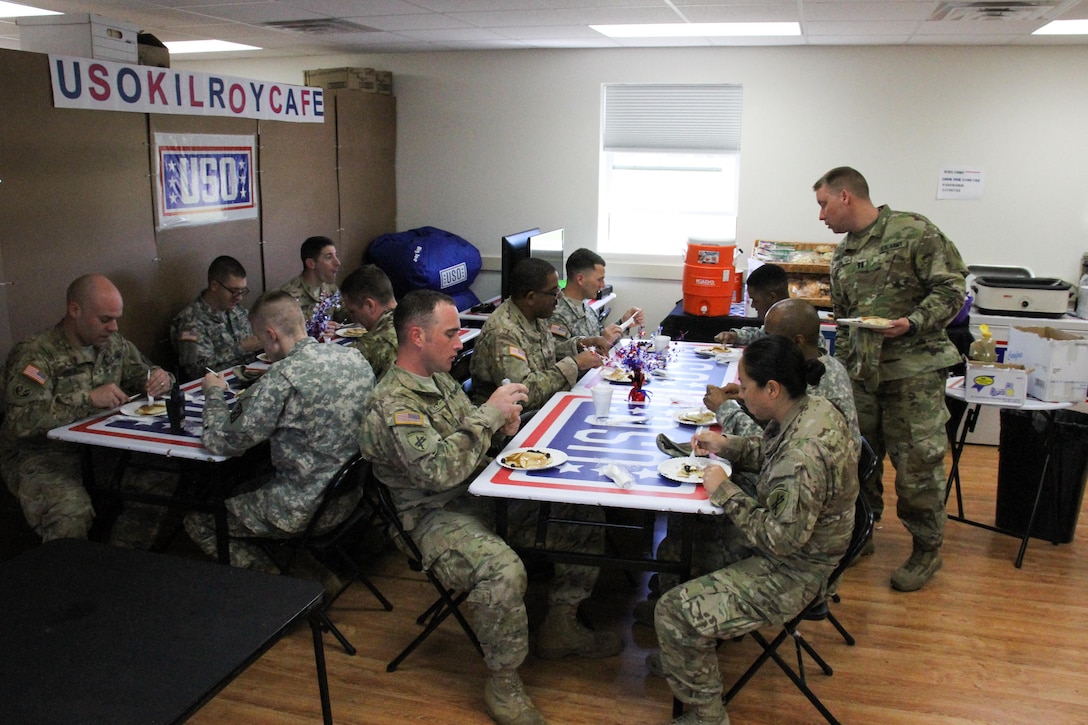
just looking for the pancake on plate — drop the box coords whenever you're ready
[502,449,553,469]
[136,402,167,416]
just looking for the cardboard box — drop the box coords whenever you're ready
[964,361,1028,406]
[18,14,138,63]
[305,67,378,91]
[375,70,393,95]
[1005,326,1088,402]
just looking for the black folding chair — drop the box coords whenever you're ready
[815,436,879,645]
[232,453,393,656]
[363,473,483,672]
[721,491,875,724]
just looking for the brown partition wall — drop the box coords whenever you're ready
[0,48,396,369]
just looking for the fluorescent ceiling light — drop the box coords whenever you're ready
[0,1,60,17]
[1033,19,1088,35]
[164,40,261,54]
[591,22,801,38]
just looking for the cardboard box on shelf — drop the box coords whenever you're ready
[963,361,1028,406]
[18,14,139,63]
[1005,326,1088,403]
[305,67,392,93]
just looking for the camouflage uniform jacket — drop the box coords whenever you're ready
[711,395,858,572]
[170,294,256,381]
[550,293,602,341]
[0,325,160,456]
[354,307,397,379]
[202,337,375,533]
[731,324,765,346]
[279,275,347,324]
[358,364,507,530]
[469,299,581,410]
[831,205,968,387]
[716,353,859,453]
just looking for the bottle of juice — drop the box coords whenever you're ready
[968,324,997,363]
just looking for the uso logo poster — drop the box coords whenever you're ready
[153,133,257,229]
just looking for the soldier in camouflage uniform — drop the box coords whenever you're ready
[184,291,375,570]
[340,264,398,379]
[470,257,609,412]
[653,337,858,725]
[0,275,174,542]
[815,166,967,592]
[639,302,863,624]
[359,289,622,725]
[170,255,261,381]
[714,263,790,346]
[279,235,348,324]
[550,248,643,345]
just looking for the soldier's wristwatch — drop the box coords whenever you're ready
[905,320,918,337]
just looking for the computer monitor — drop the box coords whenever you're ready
[529,228,564,280]
[500,227,539,300]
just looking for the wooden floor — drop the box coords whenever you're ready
[6,444,1088,724]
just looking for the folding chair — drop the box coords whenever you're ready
[721,491,875,725]
[363,473,483,672]
[232,453,393,656]
[815,436,879,646]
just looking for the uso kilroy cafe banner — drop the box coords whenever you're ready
[48,54,325,123]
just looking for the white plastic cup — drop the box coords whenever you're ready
[591,385,613,422]
[653,335,671,353]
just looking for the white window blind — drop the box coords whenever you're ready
[602,84,743,154]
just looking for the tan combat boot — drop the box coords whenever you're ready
[669,699,730,725]
[483,670,546,725]
[532,603,624,660]
[891,542,943,592]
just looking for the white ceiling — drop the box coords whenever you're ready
[4,0,1088,60]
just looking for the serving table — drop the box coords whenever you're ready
[944,375,1074,567]
[469,340,737,575]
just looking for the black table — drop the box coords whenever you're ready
[0,540,332,724]
[657,301,759,343]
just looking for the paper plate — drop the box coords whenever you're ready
[601,367,633,384]
[120,400,168,417]
[335,326,367,338]
[693,345,739,358]
[657,456,731,483]
[674,408,716,426]
[838,317,893,330]
[498,447,568,471]
[256,352,271,362]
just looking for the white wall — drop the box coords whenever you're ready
[183,45,1088,331]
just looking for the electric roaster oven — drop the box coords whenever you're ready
[971,275,1074,318]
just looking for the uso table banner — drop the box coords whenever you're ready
[153,133,257,230]
[49,55,325,123]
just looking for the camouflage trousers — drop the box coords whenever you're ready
[655,555,828,707]
[653,472,757,594]
[853,370,948,548]
[409,495,604,672]
[184,473,300,572]
[1,443,175,547]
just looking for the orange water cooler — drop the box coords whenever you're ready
[682,241,741,316]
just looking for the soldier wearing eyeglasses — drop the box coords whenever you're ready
[170,255,261,381]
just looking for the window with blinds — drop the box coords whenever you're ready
[598,83,742,258]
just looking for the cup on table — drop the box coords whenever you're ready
[591,385,614,422]
[653,335,671,353]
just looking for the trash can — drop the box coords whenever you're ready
[995,408,1088,543]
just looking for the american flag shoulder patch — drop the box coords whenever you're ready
[393,411,424,426]
[507,346,527,362]
[21,364,47,385]
[549,324,569,338]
